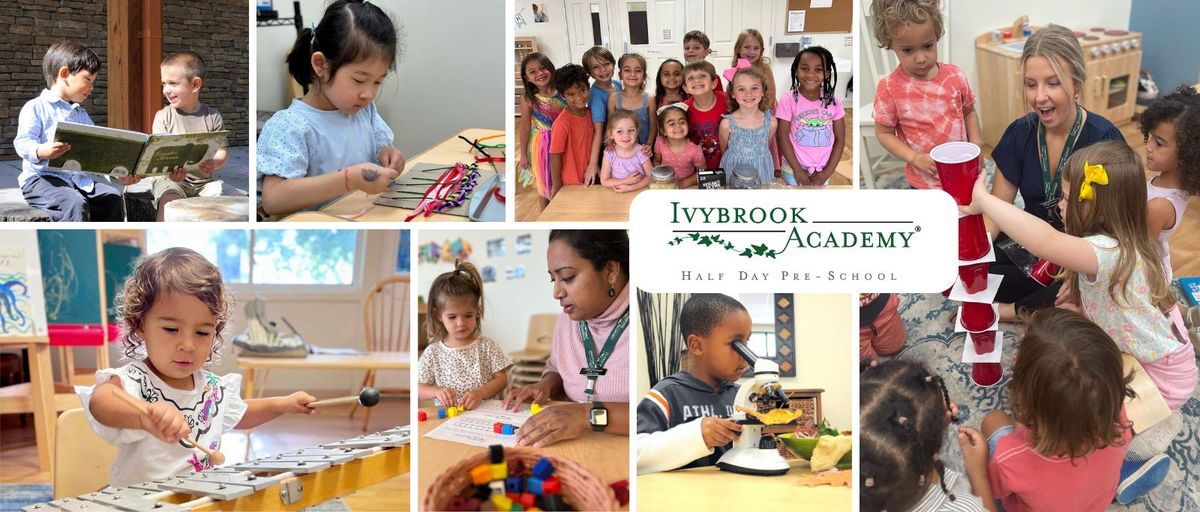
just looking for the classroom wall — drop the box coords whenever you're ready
[1130,0,1200,93]
[514,0,854,104]
[255,0,504,157]
[416,229,561,355]
[635,293,853,432]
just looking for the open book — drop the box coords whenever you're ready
[50,121,228,178]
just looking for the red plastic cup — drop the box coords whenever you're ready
[969,330,997,354]
[932,142,982,206]
[1029,258,1060,286]
[961,302,996,331]
[971,362,1003,387]
[958,214,990,261]
[959,262,989,294]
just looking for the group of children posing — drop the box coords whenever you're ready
[14,43,228,222]
[518,28,846,205]
[862,0,1200,510]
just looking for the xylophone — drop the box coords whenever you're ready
[24,426,411,511]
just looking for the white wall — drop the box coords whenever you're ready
[256,0,504,157]
[635,293,853,431]
[515,0,854,103]
[416,229,561,355]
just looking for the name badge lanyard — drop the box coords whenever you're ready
[578,308,629,401]
[1036,104,1084,218]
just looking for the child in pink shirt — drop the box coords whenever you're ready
[869,0,981,189]
[957,309,1148,510]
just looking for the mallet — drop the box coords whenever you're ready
[112,387,225,466]
[306,387,381,409]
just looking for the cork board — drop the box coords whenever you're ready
[785,0,851,34]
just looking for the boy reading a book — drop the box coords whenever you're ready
[13,41,131,221]
[147,51,228,221]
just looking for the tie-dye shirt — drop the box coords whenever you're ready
[872,63,976,189]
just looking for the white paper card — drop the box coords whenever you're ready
[962,331,1005,363]
[811,0,833,7]
[788,10,806,32]
[423,400,533,448]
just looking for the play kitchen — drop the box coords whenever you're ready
[975,16,1142,147]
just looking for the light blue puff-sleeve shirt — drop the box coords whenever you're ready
[13,89,97,191]
[256,99,394,189]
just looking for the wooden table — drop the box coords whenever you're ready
[0,336,56,470]
[235,352,411,399]
[538,183,853,222]
[638,462,851,511]
[417,401,629,510]
[282,128,505,222]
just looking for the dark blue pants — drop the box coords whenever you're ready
[21,174,123,222]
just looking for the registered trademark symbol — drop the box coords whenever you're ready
[914,225,921,232]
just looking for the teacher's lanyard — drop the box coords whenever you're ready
[578,308,629,401]
[1037,104,1083,210]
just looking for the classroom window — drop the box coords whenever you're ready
[147,229,362,288]
[747,329,777,358]
[627,2,649,45]
[590,4,603,46]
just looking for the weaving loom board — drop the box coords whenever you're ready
[374,163,495,217]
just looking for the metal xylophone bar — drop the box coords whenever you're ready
[24,426,411,511]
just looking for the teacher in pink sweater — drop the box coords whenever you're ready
[503,230,630,447]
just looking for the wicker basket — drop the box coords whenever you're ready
[424,446,617,511]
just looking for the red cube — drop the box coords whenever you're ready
[417,410,428,422]
[542,476,561,495]
[518,492,536,509]
[493,422,503,434]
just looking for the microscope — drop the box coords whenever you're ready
[716,341,794,476]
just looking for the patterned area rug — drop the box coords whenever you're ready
[891,292,1200,511]
[0,484,50,512]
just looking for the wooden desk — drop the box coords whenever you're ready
[537,181,853,222]
[283,128,505,222]
[0,337,56,470]
[235,352,411,399]
[638,463,851,511]
[417,402,629,510]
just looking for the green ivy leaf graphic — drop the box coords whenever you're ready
[673,237,683,244]
[689,233,701,241]
[752,244,768,256]
[698,236,714,246]
[739,248,753,258]
[766,250,777,259]
[724,242,734,250]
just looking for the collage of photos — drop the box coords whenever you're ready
[0,0,1196,511]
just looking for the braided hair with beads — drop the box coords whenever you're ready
[790,45,838,109]
[860,359,958,512]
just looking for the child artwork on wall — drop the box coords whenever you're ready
[487,238,505,258]
[515,234,533,255]
[505,265,526,281]
[0,232,49,338]
[418,238,473,264]
[482,266,497,283]
[533,3,548,22]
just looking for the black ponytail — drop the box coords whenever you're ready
[285,0,401,88]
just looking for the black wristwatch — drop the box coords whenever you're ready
[588,400,609,432]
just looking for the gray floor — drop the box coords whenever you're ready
[0,147,248,220]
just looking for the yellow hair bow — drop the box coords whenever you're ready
[1079,161,1108,201]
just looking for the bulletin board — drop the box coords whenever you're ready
[784,0,851,34]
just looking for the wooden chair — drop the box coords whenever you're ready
[54,408,116,499]
[506,313,558,393]
[350,275,411,431]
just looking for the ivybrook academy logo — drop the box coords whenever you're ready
[630,190,958,293]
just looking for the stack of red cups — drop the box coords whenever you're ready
[933,142,1003,387]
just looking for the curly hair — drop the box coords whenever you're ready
[869,0,943,50]
[1140,85,1200,195]
[552,63,590,97]
[860,359,958,512]
[116,247,232,363]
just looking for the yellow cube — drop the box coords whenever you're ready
[447,407,460,418]
[491,495,513,510]
[530,403,542,415]
[490,462,508,480]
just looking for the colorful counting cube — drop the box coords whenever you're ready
[501,424,516,435]
[611,479,630,506]
[526,477,543,495]
[511,504,525,511]
[493,422,503,433]
[489,444,504,464]
[447,406,460,418]
[490,495,513,510]
[490,462,508,480]
[532,458,554,479]
[505,476,523,493]
[470,464,493,485]
[540,494,567,510]
[507,459,526,476]
[437,408,446,419]
[488,480,506,496]
[417,410,427,422]
[542,476,561,495]
[518,492,536,509]
[530,403,542,415]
